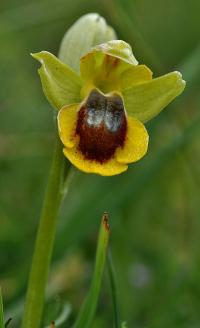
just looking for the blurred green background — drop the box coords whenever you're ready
[1,0,200,327]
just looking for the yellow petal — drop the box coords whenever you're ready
[63,147,127,176]
[116,116,149,164]
[57,104,79,148]
[120,65,152,90]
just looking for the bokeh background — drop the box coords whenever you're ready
[1,1,200,327]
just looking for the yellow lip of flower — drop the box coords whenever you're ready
[32,39,186,176]
[58,89,149,175]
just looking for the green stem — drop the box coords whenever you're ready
[22,131,70,328]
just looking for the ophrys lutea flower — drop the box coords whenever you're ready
[32,40,185,176]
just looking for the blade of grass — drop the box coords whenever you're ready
[5,319,12,328]
[45,303,71,328]
[73,212,110,328]
[107,251,120,328]
[0,287,4,328]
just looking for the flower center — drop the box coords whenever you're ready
[76,89,127,163]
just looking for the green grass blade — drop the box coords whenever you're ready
[73,213,110,328]
[0,287,4,328]
[44,302,71,328]
[5,319,12,328]
[107,251,120,328]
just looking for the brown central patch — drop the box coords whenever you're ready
[75,89,127,163]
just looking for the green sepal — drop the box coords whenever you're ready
[122,71,186,122]
[31,51,82,110]
[58,13,116,73]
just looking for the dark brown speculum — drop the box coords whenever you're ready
[76,89,127,163]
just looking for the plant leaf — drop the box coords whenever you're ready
[73,213,110,328]
[31,51,82,110]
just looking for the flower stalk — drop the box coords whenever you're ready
[21,132,69,328]
[22,14,117,327]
